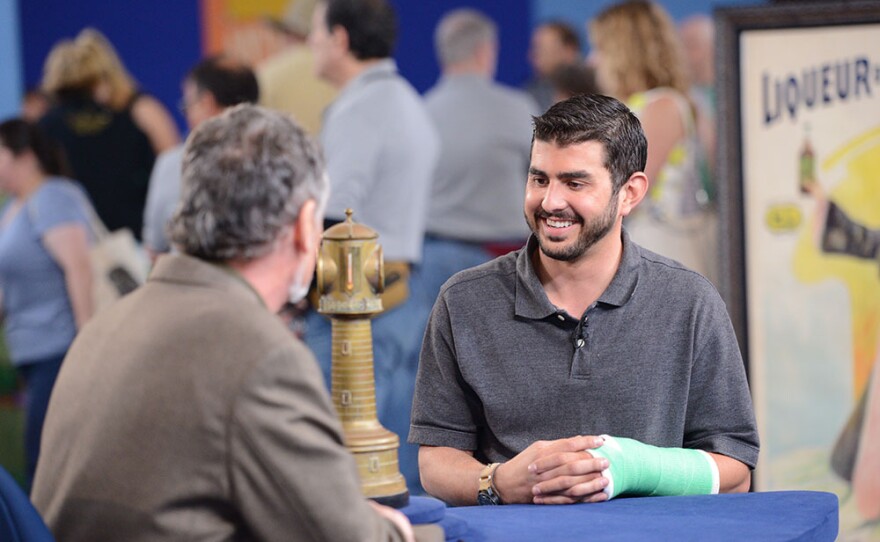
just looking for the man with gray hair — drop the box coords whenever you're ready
[421,8,540,305]
[32,105,421,542]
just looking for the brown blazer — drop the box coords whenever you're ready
[32,254,407,541]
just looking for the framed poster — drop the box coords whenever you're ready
[716,2,880,537]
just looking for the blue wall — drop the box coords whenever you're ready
[16,1,532,120]
[14,0,764,129]
[0,0,23,120]
[391,0,532,93]
[19,0,201,131]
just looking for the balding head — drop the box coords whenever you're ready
[435,8,498,76]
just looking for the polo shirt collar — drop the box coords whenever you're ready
[340,58,398,97]
[327,58,398,123]
[598,228,641,307]
[514,236,555,320]
[514,229,641,320]
[438,73,491,88]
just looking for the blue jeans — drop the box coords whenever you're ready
[305,270,430,495]
[17,353,65,492]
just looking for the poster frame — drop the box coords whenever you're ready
[715,0,880,379]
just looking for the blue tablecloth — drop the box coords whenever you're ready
[429,491,838,541]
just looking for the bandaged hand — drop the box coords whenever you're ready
[587,435,720,499]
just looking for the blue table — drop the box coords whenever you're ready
[405,491,838,541]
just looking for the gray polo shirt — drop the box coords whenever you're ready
[321,59,439,263]
[424,74,538,242]
[409,231,759,469]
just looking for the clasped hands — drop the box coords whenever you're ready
[492,435,609,505]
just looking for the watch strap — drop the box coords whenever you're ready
[477,462,504,505]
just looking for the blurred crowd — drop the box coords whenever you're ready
[0,0,728,537]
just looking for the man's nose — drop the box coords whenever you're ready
[542,181,567,211]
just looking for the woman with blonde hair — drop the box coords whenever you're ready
[70,28,138,112]
[589,0,717,283]
[39,28,179,239]
[42,29,179,154]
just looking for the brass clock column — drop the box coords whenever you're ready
[314,209,409,508]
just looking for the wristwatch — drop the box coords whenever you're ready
[477,462,504,505]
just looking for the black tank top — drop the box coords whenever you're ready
[40,96,156,240]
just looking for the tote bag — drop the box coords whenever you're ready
[29,185,150,313]
[88,220,149,312]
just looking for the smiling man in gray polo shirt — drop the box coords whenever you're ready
[409,94,759,506]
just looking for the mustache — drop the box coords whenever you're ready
[535,208,582,222]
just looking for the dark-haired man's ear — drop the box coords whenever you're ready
[203,92,223,117]
[331,25,350,54]
[617,171,648,217]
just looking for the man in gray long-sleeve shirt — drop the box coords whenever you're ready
[306,0,439,493]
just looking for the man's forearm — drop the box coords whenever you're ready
[421,436,609,506]
[708,453,750,493]
[418,446,483,506]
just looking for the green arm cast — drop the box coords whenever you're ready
[589,435,720,499]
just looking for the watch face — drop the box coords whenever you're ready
[478,490,500,506]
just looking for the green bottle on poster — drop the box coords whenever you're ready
[799,125,815,194]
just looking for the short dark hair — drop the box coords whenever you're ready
[186,56,259,107]
[0,118,70,177]
[542,20,580,51]
[532,94,647,192]
[324,0,396,60]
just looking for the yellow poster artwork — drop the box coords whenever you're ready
[741,23,880,540]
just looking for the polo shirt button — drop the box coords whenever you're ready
[557,314,565,321]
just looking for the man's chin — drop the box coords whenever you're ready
[536,238,577,261]
[539,246,579,262]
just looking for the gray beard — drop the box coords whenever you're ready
[288,263,310,303]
